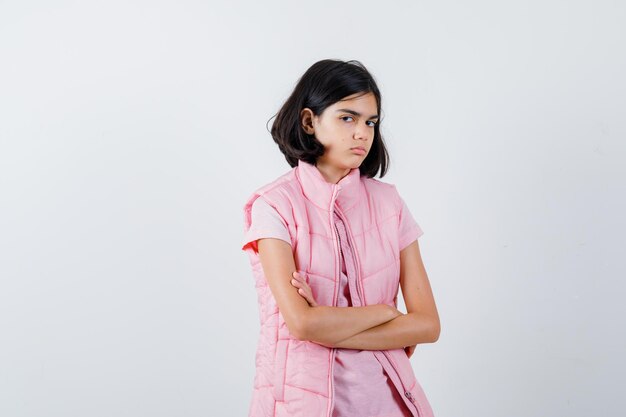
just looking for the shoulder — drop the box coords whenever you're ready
[362,176,403,212]
[242,167,301,229]
[250,194,282,219]
[243,167,296,210]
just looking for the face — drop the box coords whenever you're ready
[300,92,379,182]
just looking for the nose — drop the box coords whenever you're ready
[354,121,370,141]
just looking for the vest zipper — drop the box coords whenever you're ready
[381,350,422,417]
[326,185,341,417]
[334,203,422,417]
[333,205,366,304]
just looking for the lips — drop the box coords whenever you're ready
[351,147,366,155]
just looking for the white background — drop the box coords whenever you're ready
[1,1,624,416]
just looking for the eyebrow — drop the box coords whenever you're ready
[335,109,379,119]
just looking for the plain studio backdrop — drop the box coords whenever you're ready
[1,1,624,416]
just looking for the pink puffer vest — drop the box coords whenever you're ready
[241,159,434,417]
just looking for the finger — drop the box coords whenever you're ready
[290,278,301,287]
[298,288,314,304]
[293,271,308,284]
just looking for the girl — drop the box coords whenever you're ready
[241,59,439,417]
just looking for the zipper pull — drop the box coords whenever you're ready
[404,391,414,402]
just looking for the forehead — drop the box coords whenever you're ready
[334,92,377,108]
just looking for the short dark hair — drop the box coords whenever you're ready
[268,59,390,178]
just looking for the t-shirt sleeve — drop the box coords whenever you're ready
[241,196,292,255]
[398,195,424,251]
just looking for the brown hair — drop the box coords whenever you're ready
[267,59,390,178]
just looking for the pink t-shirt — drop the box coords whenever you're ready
[247,196,423,417]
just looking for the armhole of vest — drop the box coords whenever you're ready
[243,176,289,229]
[390,183,403,226]
[243,193,261,231]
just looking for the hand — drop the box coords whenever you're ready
[291,271,318,307]
[388,305,404,319]
[405,344,417,358]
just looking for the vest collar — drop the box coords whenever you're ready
[295,159,362,212]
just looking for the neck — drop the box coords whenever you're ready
[314,161,351,184]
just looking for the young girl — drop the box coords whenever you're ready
[241,59,439,417]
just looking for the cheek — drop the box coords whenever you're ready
[317,127,344,146]
[332,124,351,140]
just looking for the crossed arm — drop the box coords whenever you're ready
[257,238,440,353]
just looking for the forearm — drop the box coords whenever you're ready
[332,312,439,350]
[303,304,398,347]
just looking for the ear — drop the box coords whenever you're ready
[300,108,315,135]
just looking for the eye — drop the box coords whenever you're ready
[341,116,354,122]
[367,120,378,127]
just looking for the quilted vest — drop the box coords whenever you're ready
[241,159,434,417]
